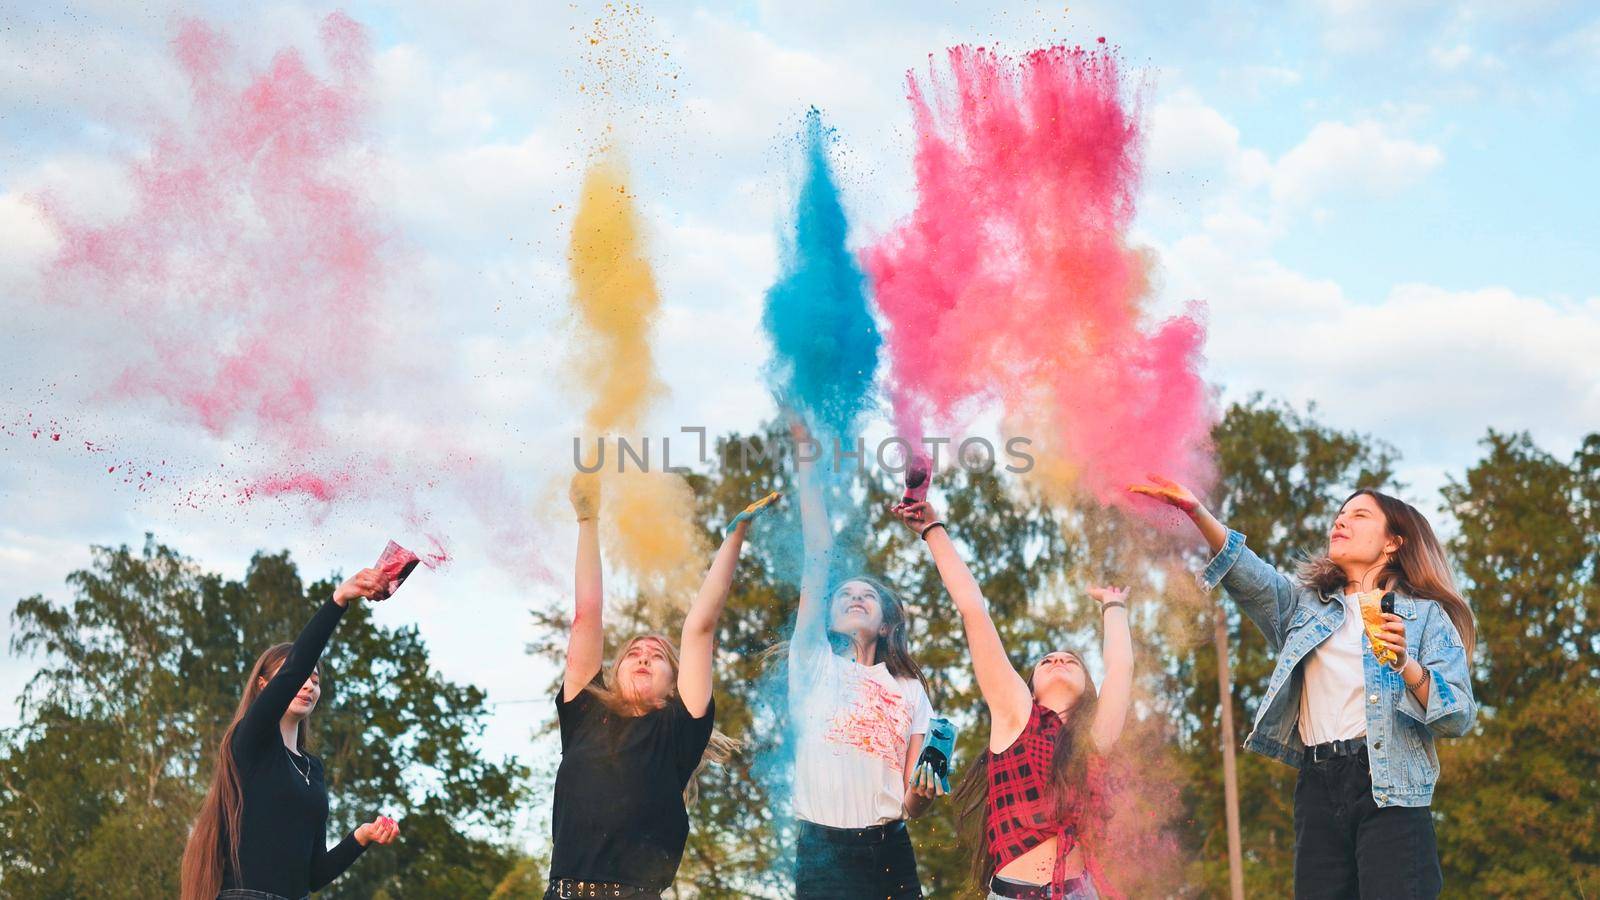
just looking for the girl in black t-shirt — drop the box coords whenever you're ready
[546,474,767,898]
[180,565,400,900]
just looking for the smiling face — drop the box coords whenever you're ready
[828,579,888,642]
[1328,492,1400,572]
[615,636,675,707]
[1030,651,1089,713]
[260,664,321,720]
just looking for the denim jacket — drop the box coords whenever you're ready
[1202,529,1476,808]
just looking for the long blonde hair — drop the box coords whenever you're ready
[1298,488,1477,660]
[584,633,740,803]
[180,643,313,900]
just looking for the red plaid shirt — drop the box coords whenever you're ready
[985,702,1085,891]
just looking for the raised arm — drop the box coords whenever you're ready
[234,567,385,749]
[679,516,757,718]
[564,473,604,702]
[1129,475,1300,653]
[1087,586,1133,752]
[894,500,1032,737]
[790,420,832,656]
[1128,474,1227,553]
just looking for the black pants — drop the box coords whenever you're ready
[1293,748,1442,899]
[795,819,922,899]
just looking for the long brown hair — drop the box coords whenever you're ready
[1297,488,1477,660]
[825,574,930,694]
[760,574,931,695]
[583,633,740,804]
[180,643,314,900]
[952,650,1100,893]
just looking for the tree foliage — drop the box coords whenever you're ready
[6,401,1596,898]
[0,539,529,899]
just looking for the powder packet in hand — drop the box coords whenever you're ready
[373,541,420,601]
[896,451,933,510]
[1359,590,1399,666]
[916,716,957,792]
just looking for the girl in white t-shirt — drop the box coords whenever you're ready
[785,421,945,899]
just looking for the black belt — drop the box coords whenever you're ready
[547,879,659,899]
[799,818,907,845]
[988,874,1092,899]
[1304,737,1367,765]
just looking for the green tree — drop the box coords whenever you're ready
[1172,396,1398,895]
[1436,432,1600,898]
[0,537,529,899]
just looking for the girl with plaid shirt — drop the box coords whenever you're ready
[894,499,1133,900]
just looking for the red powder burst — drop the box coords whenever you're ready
[864,45,1215,514]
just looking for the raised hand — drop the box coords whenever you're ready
[1086,585,1130,610]
[1126,474,1199,513]
[332,568,388,607]
[787,415,821,470]
[892,499,937,537]
[354,814,400,846]
[569,472,600,522]
[724,490,782,535]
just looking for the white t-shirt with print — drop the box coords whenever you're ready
[790,641,932,828]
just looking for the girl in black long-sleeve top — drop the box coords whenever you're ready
[181,567,400,900]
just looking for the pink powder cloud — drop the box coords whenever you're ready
[865,45,1216,512]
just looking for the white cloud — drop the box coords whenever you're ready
[378,132,573,238]
[1165,225,1600,457]
[1147,90,1271,185]
[0,194,57,299]
[1428,42,1505,73]
[1143,91,1443,241]
[1270,120,1443,209]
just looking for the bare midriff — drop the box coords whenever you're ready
[995,836,1086,884]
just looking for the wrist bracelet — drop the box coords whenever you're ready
[919,520,947,540]
[1404,666,1428,690]
[1101,601,1127,613]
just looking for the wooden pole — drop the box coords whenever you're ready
[1215,604,1246,900]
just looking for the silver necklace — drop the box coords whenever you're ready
[285,747,310,786]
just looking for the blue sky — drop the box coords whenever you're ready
[2,0,1597,851]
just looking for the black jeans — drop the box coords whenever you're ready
[1293,748,1442,899]
[795,819,922,899]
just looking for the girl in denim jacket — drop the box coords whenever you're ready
[1131,478,1476,899]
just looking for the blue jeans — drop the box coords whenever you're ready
[218,890,304,900]
[794,819,922,899]
[1293,748,1442,898]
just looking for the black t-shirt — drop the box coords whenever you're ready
[224,598,365,897]
[548,677,715,890]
